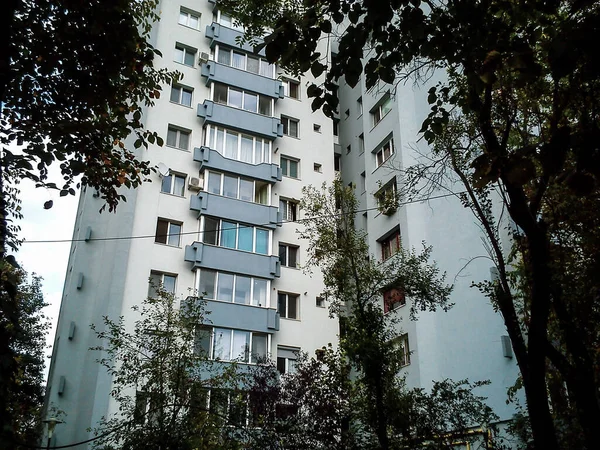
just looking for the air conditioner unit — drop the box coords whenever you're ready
[188,177,203,191]
[198,52,210,64]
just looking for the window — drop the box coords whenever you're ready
[205,170,268,204]
[198,269,268,307]
[280,156,299,179]
[279,199,297,222]
[179,8,200,29]
[279,244,299,268]
[313,123,321,133]
[170,84,193,107]
[199,327,268,363]
[395,334,411,366]
[217,11,244,31]
[383,287,406,313]
[376,178,398,215]
[213,83,272,116]
[380,229,401,261]
[357,96,363,116]
[166,126,190,150]
[277,346,299,374]
[278,292,299,319]
[346,145,351,154]
[372,95,392,126]
[148,271,177,298]
[216,46,274,78]
[358,133,365,154]
[161,173,186,196]
[344,109,350,119]
[314,163,322,173]
[334,154,341,172]
[202,217,270,255]
[375,138,394,168]
[281,116,299,138]
[282,79,300,99]
[333,120,339,137]
[155,218,182,247]
[205,125,271,164]
[316,296,325,308]
[174,44,196,67]
[360,172,366,192]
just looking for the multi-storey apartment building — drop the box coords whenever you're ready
[44,2,338,447]
[45,1,520,447]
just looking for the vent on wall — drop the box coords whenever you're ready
[58,376,66,395]
[501,335,513,358]
[76,273,84,290]
[68,321,76,340]
[84,226,92,242]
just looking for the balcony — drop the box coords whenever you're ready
[193,147,281,184]
[197,100,283,140]
[205,22,265,57]
[190,191,281,229]
[201,62,283,99]
[187,296,279,333]
[184,242,281,279]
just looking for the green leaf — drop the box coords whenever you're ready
[44,200,53,209]
[156,136,164,147]
[311,61,326,78]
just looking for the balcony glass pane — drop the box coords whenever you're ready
[223,174,238,199]
[243,92,258,113]
[225,131,238,159]
[239,178,253,202]
[221,221,237,248]
[255,228,269,254]
[234,275,251,304]
[232,330,250,362]
[215,128,225,152]
[199,269,216,299]
[214,83,228,105]
[213,328,231,360]
[203,217,219,245]
[258,96,271,116]
[232,52,245,69]
[238,225,253,252]
[207,172,221,195]
[229,88,242,108]
[216,272,234,302]
[240,135,253,163]
[247,56,259,74]
[217,48,230,65]
[251,333,267,362]
[252,279,267,306]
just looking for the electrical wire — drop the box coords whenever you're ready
[21,191,465,245]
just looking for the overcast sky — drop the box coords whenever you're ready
[13,174,79,378]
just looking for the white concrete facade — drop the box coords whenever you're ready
[45,1,519,447]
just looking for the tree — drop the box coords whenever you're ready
[220,1,600,448]
[0,261,49,449]
[242,181,498,450]
[1,1,180,440]
[90,284,242,450]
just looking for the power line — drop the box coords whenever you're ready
[21,191,464,245]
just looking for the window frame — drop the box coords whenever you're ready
[201,216,271,255]
[198,269,270,307]
[375,138,394,168]
[380,229,401,261]
[281,116,299,138]
[383,287,406,313]
[278,243,299,268]
[279,199,298,222]
[282,79,300,99]
[199,327,270,364]
[215,45,275,78]
[166,126,191,151]
[276,346,300,374]
[205,125,272,165]
[205,170,270,205]
[213,83,273,116]
[278,292,300,320]
[160,173,186,197]
[178,8,201,30]
[372,95,392,127]
[155,218,182,247]
[148,271,177,298]
[174,43,197,67]
[396,334,411,367]
[170,84,193,107]
[280,156,299,179]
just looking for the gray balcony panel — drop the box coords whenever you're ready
[201,62,283,99]
[193,147,282,183]
[205,23,266,57]
[189,191,280,229]
[185,242,281,279]
[197,100,283,140]
[201,299,279,333]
